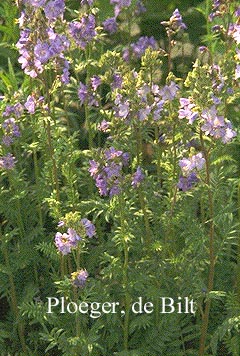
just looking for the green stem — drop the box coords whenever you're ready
[8,173,25,239]
[60,255,65,278]
[172,119,177,182]
[237,181,240,302]
[85,45,94,149]
[198,133,215,356]
[73,287,81,337]
[154,126,161,183]
[138,186,151,246]
[119,194,130,351]
[2,238,27,353]
[33,148,43,227]
[135,127,151,245]
[167,32,172,74]
[44,73,60,202]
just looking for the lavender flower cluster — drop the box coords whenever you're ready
[89,148,145,196]
[178,153,205,191]
[103,0,146,34]
[17,0,70,82]
[78,77,100,107]
[23,0,65,21]
[123,36,157,61]
[0,104,23,170]
[179,100,236,143]
[114,78,179,124]
[55,219,96,255]
[161,8,187,34]
[71,269,89,288]
[89,147,129,197]
[69,14,96,49]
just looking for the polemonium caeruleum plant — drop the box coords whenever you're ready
[0,0,239,355]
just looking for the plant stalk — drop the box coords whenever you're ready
[198,133,215,356]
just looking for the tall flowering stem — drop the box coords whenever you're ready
[119,193,130,351]
[85,45,94,149]
[154,126,162,183]
[135,127,151,245]
[1,233,27,353]
[44,74,60,202]
[33,146,43,227]
[198,132,215,356]
[7,172,25,240]
[237,182,240,301]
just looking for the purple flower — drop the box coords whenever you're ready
[77,82,98,107]
[2,136,14,146]
[178,97,198,124]
[212,25,221,32]
[69,14,96,49]
[23,0,46,7]
[90,148,129,197]
[135,0,146,15]
[103,17,118,34]
[3,103,23,119]
[2,118,21,146]
[179,157,194,175]
[81,218,96,238]
[105,147,123,160]
[228,24,240,44]
[14,103,24,118]
[2,118,21,137]
[170,9,187,30]
[18,11,25,28]
[57,220,65,227]
[89,160,99,177]
[44,0,65,21]
[67,228,81,243]
[104,162,122,179]
[159,81,179,101]
[0,153,16,170]
[54,228,80,255]
[221,122,237,143]
[177,172,199,191]
[199,46,208,53]
[96,174,108,196]
[131,166,145,188]
[91,76,101,91]
[81,0,94,5]
[71,269,89,288]
[116,102,130,119]
[24,95,36,114]
[138,106,151,121]
[98,120,110,132]
[78,82,88,105]
[34,41,52,63]
[191,153,206,170]
[122,152,130,166]
[110,0,132,17]
[235,64,240,80]
[109,183,121,197]
[60,59,70,84]
[3,105,15,117]
[179,153,205,175]
[112,74,123,89]
[55,232,73,255]
[128,36,157,60]
[153,100,164,121]
[201,106,224,135]
[114,95,130,119]
[235,7,240,17]
[162,8,187,31]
